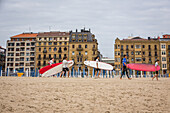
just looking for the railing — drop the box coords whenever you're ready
[77,48,83,51]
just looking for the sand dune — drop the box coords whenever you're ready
[0,77,169,113]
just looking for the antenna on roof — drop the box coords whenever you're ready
[49,26,51,31]
[29,27,31,32]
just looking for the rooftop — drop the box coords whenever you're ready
[11,32,37,38]
[37,31,69,37]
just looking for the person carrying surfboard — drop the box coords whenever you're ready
[60,56,71,78]
[152,60,159,81]
[95,56,101,78]
[120,55,131,80]
[48,58,54,66]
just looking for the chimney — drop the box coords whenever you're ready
[148,37,150,40]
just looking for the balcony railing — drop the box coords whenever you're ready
[43,50,47,53]
[77,48,83,51]
[58,50,62,53]
[92,48,97,51]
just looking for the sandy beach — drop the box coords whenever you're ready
[0,77,169,113]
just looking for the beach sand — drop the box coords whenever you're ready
[0,77,169,113]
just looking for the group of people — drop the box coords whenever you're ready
[48,55,160,80]
[120,55,160,81]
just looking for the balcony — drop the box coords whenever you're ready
[37,58,41,60]
[37,64,41,66]
[77,47,83,51]
[58,50,62,53]
[121,48,123,50]
[77,62,83,65]
[43,50,47,53]
[77,54,83,57]
[126,48,129,50]
[92,48,97,51]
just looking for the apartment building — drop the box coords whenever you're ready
[35,31,69,69]
[114,37,160,75]
[6,33,37,72]
[69,28,99,74]
[0,46,6,71]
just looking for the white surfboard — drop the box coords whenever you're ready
[84,61,113,70]
[41,60,74,77]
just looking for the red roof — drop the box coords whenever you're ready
[11,33,37,38]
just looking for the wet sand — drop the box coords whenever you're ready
[0,77,169,113]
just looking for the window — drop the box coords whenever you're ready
[131,52,134,55]
[79,52,81,55]
[43,55,46,59]
[149,52,151,56]
[65,37,67,40]
[85,51,87,55]
[135,45,141,49]
[118,52,120,55]
[64,47,67,51]
[143,58,145,61]
[59,42,62,45]
[115,52,117,56]
[131,45,133,48]
[44,42,46,45]
[143,52,145,55]
[118,45,120,49]
[54,42,57,45]
[64,54,66,57]
[27,43,30,46]
[39,38,41,41]
[135,51,141,55]
[54,54,56,58]
[26,58,29,61]
[161,45,165,49]
[162,57,166,61]
[16,43,20,46]
[115,45,117,49]
[49,47,51,52]
[64,42,67,45]
[121,52,123,56]
[126,52,128,56]
[49,37,52,41]
[49,54,51,59]
[163,64,166,68]
[72,51,74,55]
[39,42,41,45]
[48,42,52,45]
[85,45,87,48]
[136,58,141,62]
[72,45,75,48]
[43,61,46,66]
[154,45,157,49]
[54,47,57,51]
[142,45,145,48]
[131,58,134,61]
[59,54,61,59]
[121,45,123,49]
[60,37,62,40]
[93,45,95,48]
[149,58,152,62]
[148,45,151,49]
[93,51,95,55]
[155,52,157,56]
[126,45,128,49]
[162,51,166,55]
[79,45,81,48]
[26,53,29,56]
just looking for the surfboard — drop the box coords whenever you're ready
[39,60,74,77]
[84,61,113,70]
[127,63,160,72]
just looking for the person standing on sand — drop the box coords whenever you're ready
[120,55,131,80]
[49,58,54,66]
[152,60,159,81]
[60,56,71,78]
[95,56,101,78]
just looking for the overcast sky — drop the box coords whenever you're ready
[0,0,170,58]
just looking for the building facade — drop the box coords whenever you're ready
[69,28,99,74]
[0,46,6,71]
[114,37,161,75]
[6,33,37,72]
[159,36,170,74]
[35,32,69,70]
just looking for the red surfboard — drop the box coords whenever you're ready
[127,63,160,72]
[39,62,62,74]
